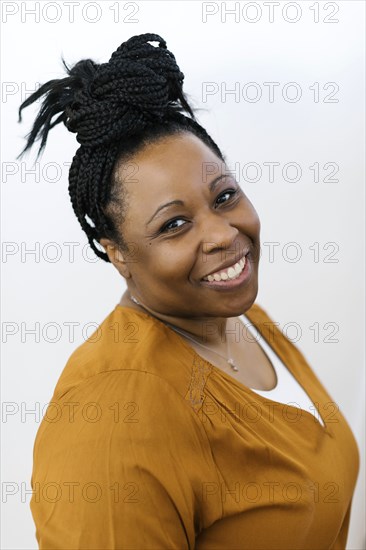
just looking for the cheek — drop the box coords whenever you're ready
[140,244,193,280]
[242,200,261,236]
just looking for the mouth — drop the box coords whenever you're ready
[200,251,252,290]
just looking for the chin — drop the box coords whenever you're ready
[220,285,259,318]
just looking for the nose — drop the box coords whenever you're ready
[199,210,240,257]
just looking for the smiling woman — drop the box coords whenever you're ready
[18,33,359,550]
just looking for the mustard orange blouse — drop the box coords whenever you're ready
[30,302,360,549]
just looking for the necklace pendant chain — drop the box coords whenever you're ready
[129,293,240,372]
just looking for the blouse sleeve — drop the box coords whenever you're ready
[30,370,218,549]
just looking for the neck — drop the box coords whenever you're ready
[119,289,230,346]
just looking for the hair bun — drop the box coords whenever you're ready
[17,33,194,158]
[65,33,188,147]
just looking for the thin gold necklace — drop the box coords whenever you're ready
[129,293,239,371]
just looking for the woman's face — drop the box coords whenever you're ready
[103,131,261,319]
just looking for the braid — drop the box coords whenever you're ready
[17,33,225,263]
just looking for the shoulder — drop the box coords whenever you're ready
[38,368,211,451]
[34,367,221,516]
[39,335,215,466]
[52,305,196,401]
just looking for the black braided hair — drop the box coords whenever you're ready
[18,33,225,262]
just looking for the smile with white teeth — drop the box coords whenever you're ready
[202,254,247,282]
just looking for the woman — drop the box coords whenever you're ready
[18,33,359,549]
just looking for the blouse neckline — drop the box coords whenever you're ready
[114,304,330,435]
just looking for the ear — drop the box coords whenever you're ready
[99,238,132,279]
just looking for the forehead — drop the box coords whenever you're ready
[118,132,225,197]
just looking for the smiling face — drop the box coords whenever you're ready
[101,131,261,320]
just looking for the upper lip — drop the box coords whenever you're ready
[201,249,250,280]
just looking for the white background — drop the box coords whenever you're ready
[1,1,365,548]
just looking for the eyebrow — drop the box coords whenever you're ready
[146,173,232,226]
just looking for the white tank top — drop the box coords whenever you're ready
[240,314,325,428]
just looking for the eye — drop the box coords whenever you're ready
[215,187,240,206]
[159,187,241,234]
[160,218,187,233]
